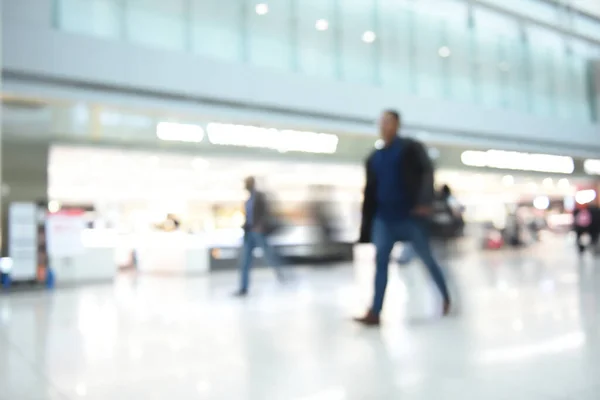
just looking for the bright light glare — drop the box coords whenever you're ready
[575,189,597,205]
[299,387,346,400]
[315,19,329,31]
[206,123,338,154]
[255,3,268,15]
[533,196,550,210]
[191,158,209,170]
[461,150,574,174]
[48,200,61,213]
[563,196,575,211]
[476,332,585,364]
[156,122,204,143]
[362,31,376,43]
[558,178,570,190]
[512,320,524,331]
[502,175,514,186]
[197,381,211,394]
[438,46,451,57]
[584,159,600,175]
[75,383,87,397]
[0,258,13,274]
[542,178,553,187]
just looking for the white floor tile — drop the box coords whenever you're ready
[0,237,599,399]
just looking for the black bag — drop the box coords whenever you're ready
[430,196,462,238]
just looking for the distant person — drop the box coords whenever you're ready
[233,177,285,296]
[355,110,451,326]
[308,185,336,243]
[574,206,599,255]
[431,184,464,239]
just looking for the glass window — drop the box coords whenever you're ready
[528,27,563,117]
[484,0,559,25]
[475,35,503,109]
[126,0,186,50]
[56,0,121,38]
[442,5,471,103]
[379,0,413,92]
[190,0,243,62]
[474,10,522,110]
[499,36,529,112]
[568,54,591,121]
[553,47,572,120]
[528,47,552,116]
[245,0,293,72]
[296,0,336,79]
[574,14,600,42]
[412,11,443,99]
[338,1,377,84]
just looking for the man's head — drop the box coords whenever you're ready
[244,176,256,192]
[379,109,401,145]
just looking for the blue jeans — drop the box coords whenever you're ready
[371,217,450,314]
[238,231,283,292]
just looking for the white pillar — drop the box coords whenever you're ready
[591,59,600,123]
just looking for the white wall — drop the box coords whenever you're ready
[2,0,600,153]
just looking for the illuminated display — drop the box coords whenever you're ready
[156,122,205,143]
[583,159,600,175]
[461,150,574,174]
[575,189,597,205]
[206,123,339,154]
[156,121,339,154]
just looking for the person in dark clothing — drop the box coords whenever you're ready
[354,110,451,326]
[309,185,336,243]
[233,176,284,297]
[574,206,600,255]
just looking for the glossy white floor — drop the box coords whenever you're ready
[1,238,600,400]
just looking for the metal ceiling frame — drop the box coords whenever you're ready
[471,0,600,48]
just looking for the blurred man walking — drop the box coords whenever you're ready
[233,177,284,296]
[355,110,451,326]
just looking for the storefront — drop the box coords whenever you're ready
[3,98,599,286]
[46,143,364,280]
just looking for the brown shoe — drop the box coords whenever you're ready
[353,311,380,326]
[442,300,451,316]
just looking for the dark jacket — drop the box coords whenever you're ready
[358,137,435,243]
[245,190,268,232]
[245,190,280,234]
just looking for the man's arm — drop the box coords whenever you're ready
[412,140,435,210]
[253,192,268,232]
[359,154,376,243]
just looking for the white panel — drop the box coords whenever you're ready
[296,0,336,79]
[190,0,243,62]
[126,0,186,50]
[3,17,600,151]
[379,0,412,92]
[246,0,293,71]
[57,0,121,39]
[338,0,376,84]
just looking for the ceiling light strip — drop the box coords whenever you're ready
[206,123,339,154]
[461,150,574,174]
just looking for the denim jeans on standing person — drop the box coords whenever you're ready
[239,231,283,292]
[371,217,450,314]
